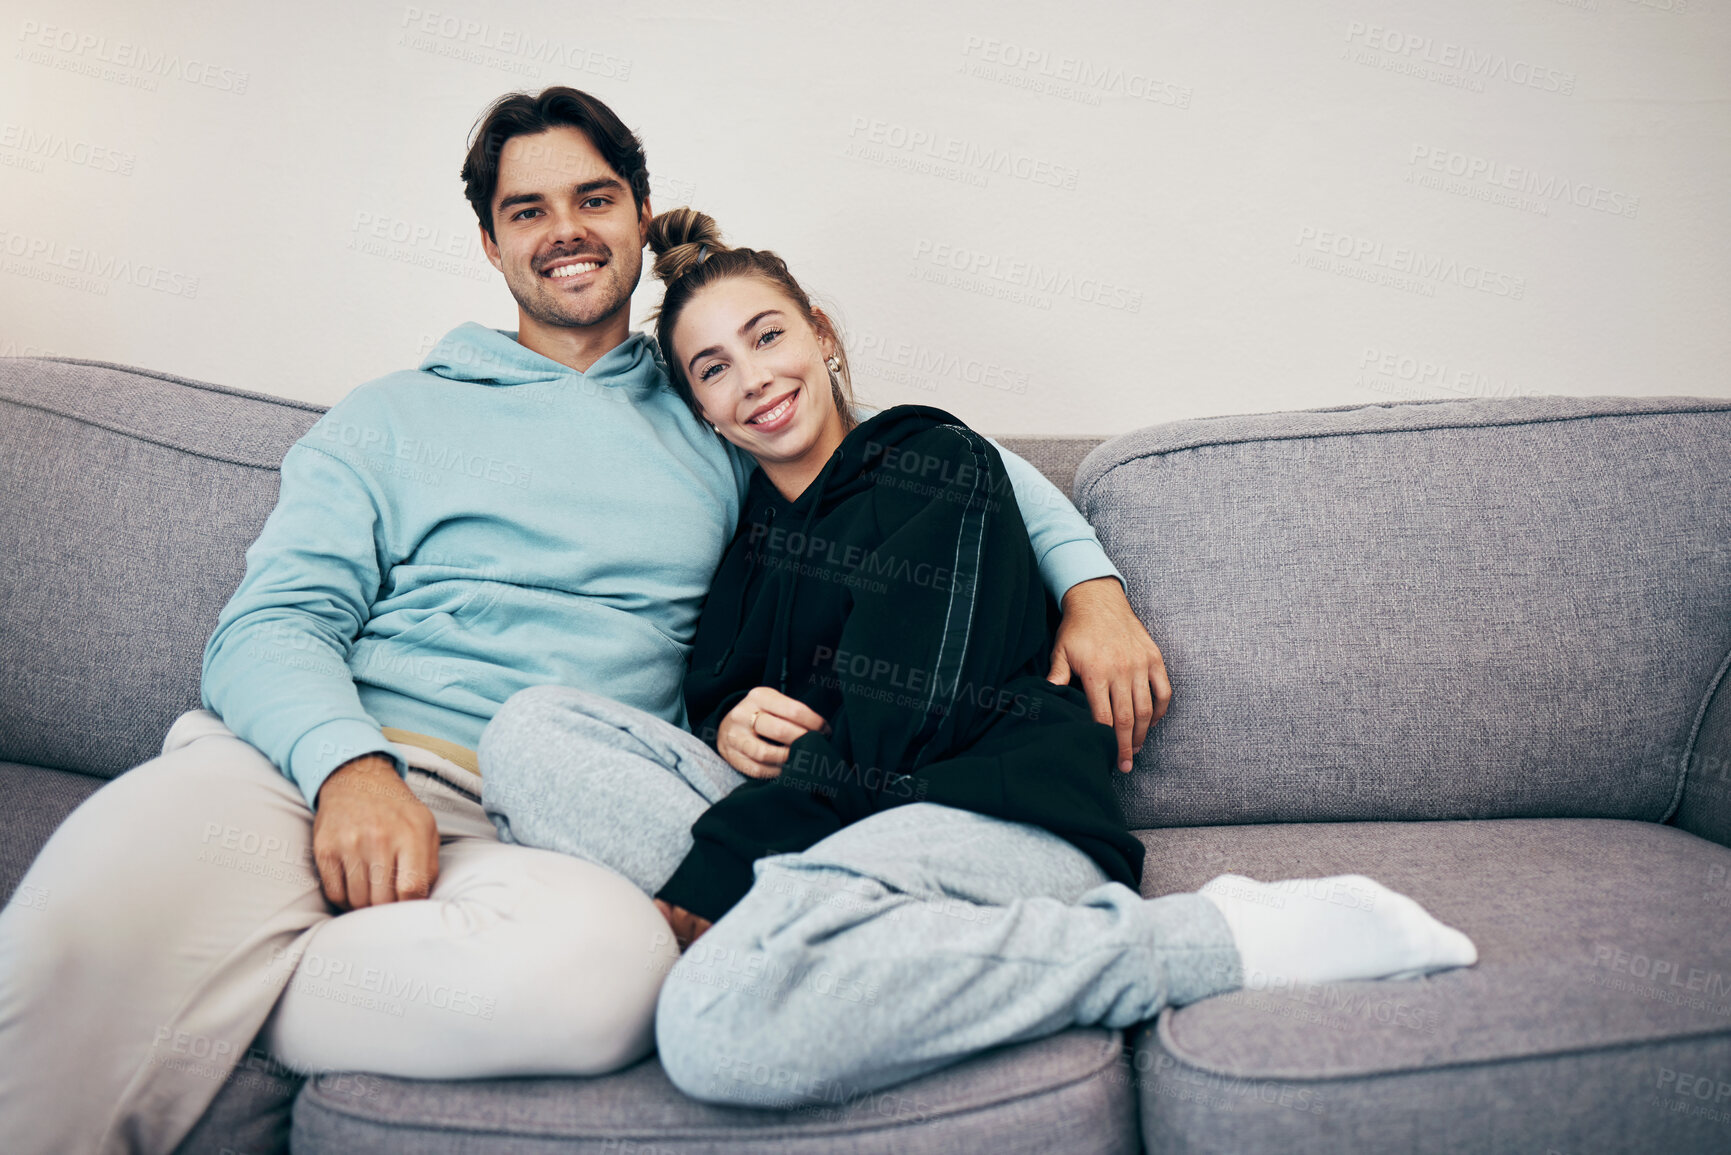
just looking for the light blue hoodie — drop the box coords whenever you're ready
[202,323,1121,808]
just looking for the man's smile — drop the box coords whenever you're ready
[539,253,607,281]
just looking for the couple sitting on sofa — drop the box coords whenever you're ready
[473,202,1482,1105]
[0,85,1473,1154]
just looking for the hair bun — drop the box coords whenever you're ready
[647,207,727,284]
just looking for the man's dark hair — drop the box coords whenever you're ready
[461,87,650,241]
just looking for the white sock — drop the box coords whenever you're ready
[1198,873,1478,989]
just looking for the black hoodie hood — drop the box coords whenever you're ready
[780,404,966,517]
[761,405,973,696]
[689,405,980,714]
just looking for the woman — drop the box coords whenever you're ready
[641,207,1145,940]
[479,209,1477,1106]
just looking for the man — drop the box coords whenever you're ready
[0,86,1168,1154]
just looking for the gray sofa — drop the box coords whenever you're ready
[2,355,1727,1155]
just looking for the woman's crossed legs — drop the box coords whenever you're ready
[481,685,1477,1109]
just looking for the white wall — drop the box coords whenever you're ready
[2,0,1725,434]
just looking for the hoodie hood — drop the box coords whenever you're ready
[418,322,667,398]
[747,404,971,694]
[771,404,971,518]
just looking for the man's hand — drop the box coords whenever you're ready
[716,687,829,779]
[653,898,713,949]
[1048,576,1171,773]
[312,753,440,910]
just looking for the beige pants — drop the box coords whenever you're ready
[0,709,680,1155]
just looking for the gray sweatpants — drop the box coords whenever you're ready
[479,685,1245,1109]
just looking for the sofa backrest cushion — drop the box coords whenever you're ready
[0,358,321,776]
[1076,395,1731,829]
[995,437,1105,506]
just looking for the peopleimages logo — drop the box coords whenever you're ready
[0,123,135,174]
[850,331,1031,396]
[0,339,59,356]
[1343,21,1577,95]
[846,117,1080,190]
[314,419,533,489]
[15,20,250,93]
[911,238,1143,313]
[1357,347,1525,401]
[1408,145,1638,219]
[398,7,632,80]
[958,34,1192,110]
[1294,226,1525,300]
[348,209,492,283]
[0,228,200,297]
[351,211,486,263]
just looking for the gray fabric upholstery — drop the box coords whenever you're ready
[0,357,326,464]
[1675,651,1731,850]
[169,1040,304,1155]
[1075,395,1731,829]
[1135,1031,1731,1155]
[0,358,321,776]
[0,761,104,906]
[292,1027,1134,1155]
[1130,818,1731,1154]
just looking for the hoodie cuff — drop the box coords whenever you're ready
[656,841,758,924]
[289,718,407,810]
[1041,539,1124,604]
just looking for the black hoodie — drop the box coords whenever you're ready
[657,405,1143,921]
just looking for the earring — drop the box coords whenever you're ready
[825,356,841,374]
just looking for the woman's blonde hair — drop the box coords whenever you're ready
[646,207,857,429]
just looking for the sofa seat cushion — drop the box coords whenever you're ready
[292,1026,1134,1155]
[1131,818,1731,1154]
[0,761,105,905]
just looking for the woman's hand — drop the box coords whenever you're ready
[654,898,713,949]
[717,686,829,779]
[1048,576,1171,773]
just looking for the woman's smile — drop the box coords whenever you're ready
[744,387,800,432]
